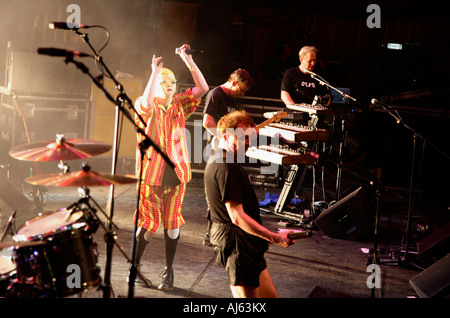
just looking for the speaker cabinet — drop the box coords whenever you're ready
[417,222,450,267]
[315,186,373,240]
[409,254,450,298]
[89,79,142,158]
[6,51,91,97]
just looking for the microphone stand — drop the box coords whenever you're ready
[308,72,357,201]
[69,28,176,298]
[62,56,174,298]
[371,100,450,269]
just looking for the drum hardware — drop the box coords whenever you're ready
[9,134,113,214]
[38,23,172,298]
[6,203,99,298]
[69,187,152,295]
[0,240,47,250]
[1,210,17,242]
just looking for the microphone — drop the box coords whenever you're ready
[49,22,91,30]
[304,69,318,77]
[287,231,312,240]
[175,47,204,55]
[37,47,92,58]
[371,98,393,109]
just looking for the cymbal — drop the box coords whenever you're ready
[25,164,137,187]
[0,240,47,250]
[9,135,112,161]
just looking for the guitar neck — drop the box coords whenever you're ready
[256,112,286,130]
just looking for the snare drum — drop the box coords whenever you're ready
[12,209,101,297]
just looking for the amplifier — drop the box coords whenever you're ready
[0,95,90,151]
[5,50,91,98]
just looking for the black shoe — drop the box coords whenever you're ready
[126,265,152,288]
[158,267,173,291]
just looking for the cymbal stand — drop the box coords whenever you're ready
[70,187,152,296]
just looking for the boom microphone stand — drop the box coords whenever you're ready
[42,51,173,298]
[67,28,175,297]
[306,71,356,201]
[371,99,450,268]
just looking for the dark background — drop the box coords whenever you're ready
[0,0,449,192]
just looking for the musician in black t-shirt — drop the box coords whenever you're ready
[204,110,295,298]
[281,46,331,106]
[203,69,254,138]
[202,69,254,247]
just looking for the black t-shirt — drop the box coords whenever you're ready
[204,151,268,251]
[281,66,329,104]
[203,87,237,125]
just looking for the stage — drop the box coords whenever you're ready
[1,172,448,301]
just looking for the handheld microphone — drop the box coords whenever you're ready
[37,47,92,58]
[49,22,91,30]
[287,231,312,240]
[175,47,204,55]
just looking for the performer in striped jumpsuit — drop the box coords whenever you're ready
[129,44,208,290]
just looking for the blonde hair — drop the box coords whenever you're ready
[160,68,175,78]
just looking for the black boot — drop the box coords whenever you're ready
[158,267,174,291]
[127,228,152,287]
[158,230,179,291]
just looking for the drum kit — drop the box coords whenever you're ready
[0,134,138,298]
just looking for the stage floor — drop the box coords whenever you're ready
[1,173,448,304]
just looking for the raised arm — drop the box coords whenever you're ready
[177,44,209,100]
[138,55,163,113]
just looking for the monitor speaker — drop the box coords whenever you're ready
[409,254,450,298]
[417,222,450,267]
[315,186,373,240]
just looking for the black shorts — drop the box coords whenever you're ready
[219,246,267,287]
[211,223,268,287]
